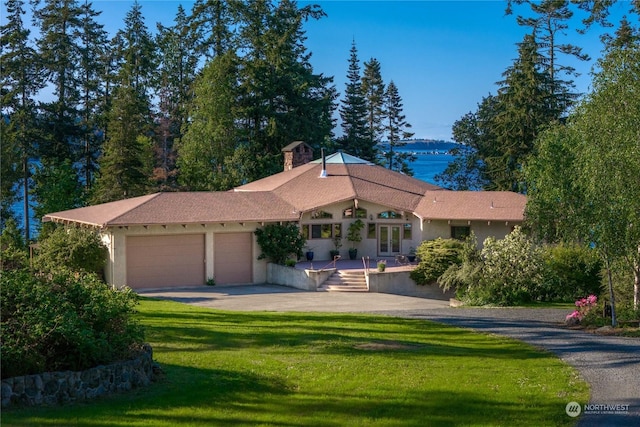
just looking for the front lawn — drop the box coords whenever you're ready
[2,298,589,426]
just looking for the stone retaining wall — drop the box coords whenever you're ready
[1,344,156,408]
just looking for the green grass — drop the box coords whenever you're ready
[2,298,589,426]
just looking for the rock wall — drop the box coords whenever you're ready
[1,344,157,408]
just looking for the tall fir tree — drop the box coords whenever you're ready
[77,0,108,189]
[92,1,155,202]
[33,0,84,164]
[383,81,414,174]
[91,83,153,202]
[361,57,385,149]
[338,41,375,161]
[508,0,589,116]
[490,33,557,192]
[177,50,240,191]
[234,0,335,182]
[188,0,239,59]
[155,5,200,189]
[0,0,46,239]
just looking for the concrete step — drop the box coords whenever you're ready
[318,270,368,292]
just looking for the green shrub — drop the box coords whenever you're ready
[0,218,28,271]
[1,269,144,379]
[255,223,306,265]
[33,226,108,276]
[477,227,545,305]
[410,238,465,285]
[541,243,603,302]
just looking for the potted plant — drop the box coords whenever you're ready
[407,247,416,263]
[305,246,314,262]
[377,260,386,272]
[346,219,364,260]
[330,234,342,259]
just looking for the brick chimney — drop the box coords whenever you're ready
[281,141,313,171]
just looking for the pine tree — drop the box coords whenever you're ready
[362,57,385,149]
[1,0,46,239]
[338,41,375,161]
[383,81,415,174]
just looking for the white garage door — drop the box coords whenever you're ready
[214,232,253,284]
[127,234,205,289]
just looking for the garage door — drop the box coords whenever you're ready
[214,232,252,284]
[127,234,205,289]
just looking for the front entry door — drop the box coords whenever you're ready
[379,225,401,256]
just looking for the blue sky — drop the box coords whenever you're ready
[5,0,634,141]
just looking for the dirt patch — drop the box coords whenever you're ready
[354,341,420,351]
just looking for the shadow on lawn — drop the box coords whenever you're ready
[2,363,571,427]
[141,308,550,362]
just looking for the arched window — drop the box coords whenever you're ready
[311,210,333,219]
[343,207,367,218]
[378,210,402,219]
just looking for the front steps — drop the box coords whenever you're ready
[318,270,368,292]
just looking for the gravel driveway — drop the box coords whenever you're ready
[140,286,640,426]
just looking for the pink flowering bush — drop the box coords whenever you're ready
[566,295,598,324]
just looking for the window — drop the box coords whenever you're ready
[378,210,402,219]
[333,223,342,238]
[306,223,341,239]
[311,210,333,219]
[343,207,367,218]
[403,223,412,239]
[451,226,471,240]
[367,223,376,239]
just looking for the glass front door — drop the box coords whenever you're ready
[379,225,401,256]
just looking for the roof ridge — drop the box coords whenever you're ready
[107,193,162,226]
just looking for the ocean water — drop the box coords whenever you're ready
[409,151,453,185]
[9,151,453,236]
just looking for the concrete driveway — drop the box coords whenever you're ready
[138,284,450,312]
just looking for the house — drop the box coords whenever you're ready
[43,142,526,289]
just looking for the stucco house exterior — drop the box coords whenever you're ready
[43,143,526,289]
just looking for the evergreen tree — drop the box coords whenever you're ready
[112,1,156,97]
[0,0,46,239]
[361,57,385,149]
[235,0,335,182]
[33,0,84,164]
[77,0,108,189]
[155,5,200,189]
[188,0,239,59]
[508,0,589,116]
[91,83,153,202]
[383,81,414,174]
[435,95,498,190]
[92,1,155,202]
[338,41,375,161]
[177,51,240,190]
[490,33,556,192]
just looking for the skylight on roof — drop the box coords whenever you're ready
[311,152,373,165]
